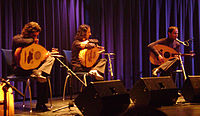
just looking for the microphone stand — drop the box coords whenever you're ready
[55,57,86,86]
[175,39,190,80]
[178,55,187,80]
[2,83,9,116]
[103,53,115,80]
[52,56,86,113]
[0,78,14,116]
[0,78,24,97]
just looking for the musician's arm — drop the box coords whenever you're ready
[148,42,161,58]
[12,35,35,67]
[85,43,96,49]
[13,36,34,45]
[79,40,96,49]
[89,39,99,44]
[148,39,168,63]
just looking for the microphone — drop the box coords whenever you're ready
[176,38,189,46]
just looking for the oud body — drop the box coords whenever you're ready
[14,43,48,70]
[149,44,178,65]
[79,47,100,68]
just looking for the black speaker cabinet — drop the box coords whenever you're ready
[130,76,178,107]
[181,75,200,103]
[75,80,130,116]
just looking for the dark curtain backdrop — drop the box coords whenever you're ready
[85,0,200,89]
[0,0,85,99]
[1,0,200,100]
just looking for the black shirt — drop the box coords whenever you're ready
[11,34,34,75]
[71,39,98,71]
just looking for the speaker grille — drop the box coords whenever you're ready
[130,76,178,107]
[182,75,200,102]
[75,80,130,116]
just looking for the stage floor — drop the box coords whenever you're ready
[157,96,200,116]
[14,97,83,116]
[13,96,200,116]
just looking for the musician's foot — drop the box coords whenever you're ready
[152,68,160,76]
[95,72,104,80]
[31,69,42,77]
[36,103,50,112]
[89,70,104,80]
[31,70,47,83]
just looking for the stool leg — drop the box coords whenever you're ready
[80,84,83,92]
[63,75,70,101]
[23,79,32,112]
[47,77,53,108]
[28,79,32,113]
[23,79,29,108]
[84,74,87,87]
[80,74,88,92]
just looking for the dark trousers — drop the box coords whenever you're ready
[13,56,54,105]
[158,57,180,81]
[37,81,48,104]
[159,57,179,73]
[73,58,107,83]
[73,58,107,75]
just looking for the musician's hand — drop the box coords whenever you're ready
[158,55,164,63]
[97,46,104,50]
[97,46,105,53]
[80,40,89,48]
[45,51,51,59]
[174,55,179,57]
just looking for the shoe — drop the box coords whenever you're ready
[152,68,159,76]
[32,69,42,77]
[178,92,182,97]
[89,70,104,80]
[31,70,47,83]
[42,104,50,111]
[37,76,47,83]
[95,72,104,80]
[36,104,50,112]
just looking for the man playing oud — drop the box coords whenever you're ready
[148,26,180,77]
[71,24,107,81]
[12,22,55,112]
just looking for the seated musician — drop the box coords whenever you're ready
[148,26,180,77]
[71,24,107,81]
[12,22,55,112]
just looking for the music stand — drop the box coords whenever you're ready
[51,56,86,113]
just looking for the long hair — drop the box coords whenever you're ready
[21,22,41,38]
[74,24,90,41]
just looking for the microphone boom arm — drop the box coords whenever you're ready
[176,38,189,46]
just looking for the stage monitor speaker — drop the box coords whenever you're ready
[75,80,130,116]
[181,75,200,103]
[130,76,178,107]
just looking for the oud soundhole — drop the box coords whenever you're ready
[28,51,33,63]
[164,52,170,58]
[34,51,41,60]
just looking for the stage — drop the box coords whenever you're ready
[14,96,82,116]
[12,95,200,116]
